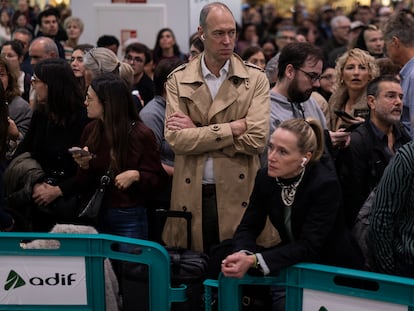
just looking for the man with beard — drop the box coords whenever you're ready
[337,75,411,227]
[270,42,326,131]
[262,42,349,165]
[36,8,65,60]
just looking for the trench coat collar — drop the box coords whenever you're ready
[180,53,251,122]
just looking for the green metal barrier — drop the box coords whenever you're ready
[218,263,414,310]
[0,232,187,310]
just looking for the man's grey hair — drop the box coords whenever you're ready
[265,53,279,84]
[12,27,33,41]
[199,1,233,28]
[330,15,351,29]
[30,36,58,55]
[382,11,414,47]
[276,25,297,37]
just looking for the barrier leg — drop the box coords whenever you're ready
[218,276,243,311]
[204,279,218,311]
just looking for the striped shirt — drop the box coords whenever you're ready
[369,141,414,274]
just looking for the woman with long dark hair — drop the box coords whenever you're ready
[70,43,93,95]
[0,55,31,157]
[152,28,186,68]
[13,58,89,231]
[73,73,165,249]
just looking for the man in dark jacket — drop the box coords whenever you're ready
[337,75,411,227]
[36,8,65,59]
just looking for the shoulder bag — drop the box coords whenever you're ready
[78,172,111,219]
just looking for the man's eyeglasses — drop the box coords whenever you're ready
[124,55,144,63]
[294,67,321,83]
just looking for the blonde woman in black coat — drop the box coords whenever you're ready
[222,118,363,310]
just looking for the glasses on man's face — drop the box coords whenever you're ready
[295,67,321,83]
[124,55,144,63]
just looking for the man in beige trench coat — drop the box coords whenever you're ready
[164,2,270,253]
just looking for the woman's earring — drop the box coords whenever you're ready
[301,157,307,168]
[340,79,344,84]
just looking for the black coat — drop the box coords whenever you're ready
[233,161,363,276]
[337,121,411,227]
[14,108,90,196]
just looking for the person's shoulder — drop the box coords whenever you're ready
[10,96,30,109]
[140,73,154,84]
[254,167,277,190]
[134,120,154,135]
[243,61,265,72]
[167,63,188,79]
[350,122,369,142]
[308,160,339,185]
[231,54,263,73]
[140,96,165,113]
[397,140,414,158]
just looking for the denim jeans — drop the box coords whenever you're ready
[100,205,148,253]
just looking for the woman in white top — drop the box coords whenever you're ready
[0,10,11,44]
[62,17,84,63]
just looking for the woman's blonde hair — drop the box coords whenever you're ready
[328,48,380,130]
[334,48,379,87]
[276,118,324,162]
[63,16,84,33]
[119,62,134,88]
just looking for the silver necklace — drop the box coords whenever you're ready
[275,168,305,207]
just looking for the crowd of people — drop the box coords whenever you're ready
[0,0,414,309]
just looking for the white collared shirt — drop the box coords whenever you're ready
[200,54,230,184]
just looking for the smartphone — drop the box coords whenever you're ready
[68,147,91,157]
[334,110,356,121]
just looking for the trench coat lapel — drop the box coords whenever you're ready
[178,54,251,123]
[208,78,239,122]
[189,84,213,120]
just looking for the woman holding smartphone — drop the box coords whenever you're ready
[328,48,379,131]
[72,73,166,250]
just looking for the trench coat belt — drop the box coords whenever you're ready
[202,184,216,197]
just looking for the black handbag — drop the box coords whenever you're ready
[78,173,111,218]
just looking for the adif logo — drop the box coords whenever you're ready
[4,270,25,291]
[4,270,77,291]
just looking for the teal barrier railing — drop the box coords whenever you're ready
[0,232,187,310]
[218,263,414,310]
